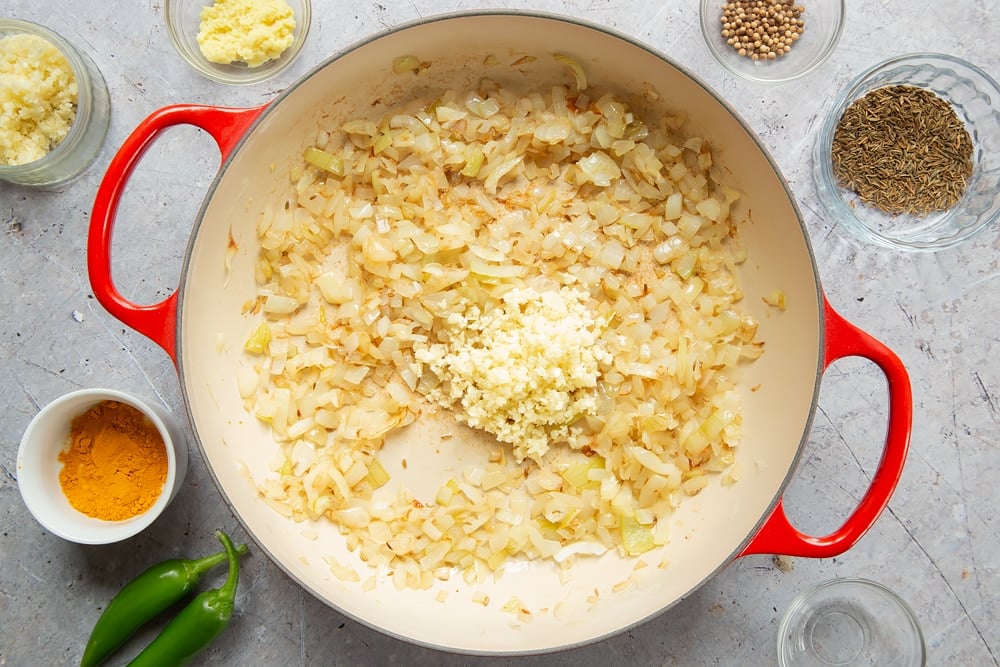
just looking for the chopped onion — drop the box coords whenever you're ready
[304,147,344,176]
[468,258,527,279]
[577,151,621,187]
[244,322,272,354]
[245,69,763,590]
[620,514,656,556]
[392,55,423,75]
[262,294,299,315]
[554,53,588,91]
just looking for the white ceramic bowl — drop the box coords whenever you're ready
[164,0,311,85]
[699,0,845,83]
[17,388,189,544]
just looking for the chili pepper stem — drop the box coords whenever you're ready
[215,530,241,600]
[187,542,249,578]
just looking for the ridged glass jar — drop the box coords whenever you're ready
[813,53,1000,251]
[0,19,110,187]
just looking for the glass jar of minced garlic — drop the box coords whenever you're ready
[0,19,110,186]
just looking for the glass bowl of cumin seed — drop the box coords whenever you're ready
[814,53,1000,251]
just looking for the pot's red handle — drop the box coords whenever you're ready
[88,104,268,365]
[739,297,912,558]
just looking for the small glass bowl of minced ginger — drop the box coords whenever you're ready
[165,0,311,85]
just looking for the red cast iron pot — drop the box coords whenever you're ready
[88,12,911,655]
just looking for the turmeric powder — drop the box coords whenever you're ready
[58,400,169,521]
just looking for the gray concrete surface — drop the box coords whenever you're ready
[2,0,997,665]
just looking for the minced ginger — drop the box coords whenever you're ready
[0,33,77,166]
[196,0,296,68]
[414,285,612,464]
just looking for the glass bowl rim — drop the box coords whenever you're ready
[813,51,1000,251]
[776,577,927,667]
[697,0,846,84]
[0,18,107,179]
[163,0,312,86]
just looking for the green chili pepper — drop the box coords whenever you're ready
[127,530,243,667]
[80,539,249,667]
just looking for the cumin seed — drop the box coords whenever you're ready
[830,85,973,215]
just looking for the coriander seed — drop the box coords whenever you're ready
[720,0,805,61]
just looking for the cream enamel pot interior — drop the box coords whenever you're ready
[88,12,912,655]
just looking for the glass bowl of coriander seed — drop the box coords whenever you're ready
[814,53,1000,251]
[699,0,845,83]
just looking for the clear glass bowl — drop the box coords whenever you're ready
[814,53,1000,251]
[165,0,311,85]
[0,19,110,187]
[699,0,845,83]
[778,578,926,666]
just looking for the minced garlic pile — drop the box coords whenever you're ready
[415,285,612,464]
[196,0,296,67]
[0,33,77,166]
